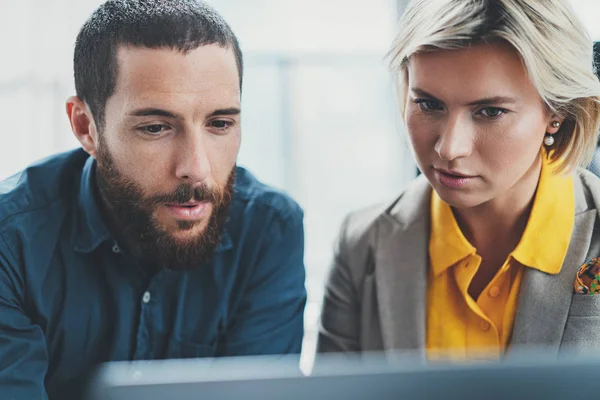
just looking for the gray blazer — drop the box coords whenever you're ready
[318,169,600,359]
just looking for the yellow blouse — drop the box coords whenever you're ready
[426,156,575,361]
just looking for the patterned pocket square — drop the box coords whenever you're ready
[574,258,600,295]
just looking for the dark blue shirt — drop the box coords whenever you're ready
[0,149,306,399]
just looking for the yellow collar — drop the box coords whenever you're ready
[430,154,574,276]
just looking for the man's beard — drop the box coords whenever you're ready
[94,137,235,270]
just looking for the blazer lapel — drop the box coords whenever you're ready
[374,176,431,357]
[510,173,598,356]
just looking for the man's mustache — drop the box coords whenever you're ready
[147,183,221,206]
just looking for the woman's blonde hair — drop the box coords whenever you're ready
[388,0,600,172]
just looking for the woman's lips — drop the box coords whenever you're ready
[433,168,477,189]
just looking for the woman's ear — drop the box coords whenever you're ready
[546,116,563,134]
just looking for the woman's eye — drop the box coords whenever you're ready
[415,99,444,112]
[479,107,506,118]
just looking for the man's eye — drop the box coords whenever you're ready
[139,125,169,135]
[211,120,233,130]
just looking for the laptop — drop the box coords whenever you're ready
[85,350,596,400]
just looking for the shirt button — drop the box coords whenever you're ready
[480,320,491,332]
[142,291,151,304]
[112,243,121,253]
[489,286,501,298]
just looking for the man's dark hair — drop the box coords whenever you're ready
[73,0,243,128]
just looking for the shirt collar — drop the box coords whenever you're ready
[429,189,476,277]
[429,154,575,277]
[511,155,574,274]
[72,156,112,253]
[73,155,233,254]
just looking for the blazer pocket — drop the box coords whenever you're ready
[562,295,600,352]
[360,273,383,351]
[568,294,600,317]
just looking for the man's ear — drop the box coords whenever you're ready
[66,96,99,158]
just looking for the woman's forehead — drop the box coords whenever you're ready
[406,42,538,105]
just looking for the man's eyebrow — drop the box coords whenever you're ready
[127,108,182,119]
[207,108,241,118]
[127,107,241,120]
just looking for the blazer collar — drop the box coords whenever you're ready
[374,175,431,357]
[509,170,599,356]
[373,170,600,357]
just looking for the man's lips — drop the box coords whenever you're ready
[165,201,210,220]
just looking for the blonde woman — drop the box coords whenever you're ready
[318,0,600,361]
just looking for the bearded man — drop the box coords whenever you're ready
[0,1,306,399]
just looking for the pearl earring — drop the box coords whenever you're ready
[545,121,560,146]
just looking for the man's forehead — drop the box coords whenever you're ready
[114,44,240,87]
[112,44,240,99]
